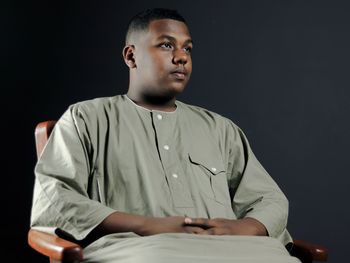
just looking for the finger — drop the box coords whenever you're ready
[198,227,224,235]
[213,227,233,235]
[184,226,206,234]
[184,217,192,224]
[184,217,211,227]
[197,229,209,235]
[206,228,216,235]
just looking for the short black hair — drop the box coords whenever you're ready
[125,8,187,44]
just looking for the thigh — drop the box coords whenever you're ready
[83,233,301,263]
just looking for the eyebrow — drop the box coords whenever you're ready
[157,34,193,45]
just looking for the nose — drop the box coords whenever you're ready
[172,49,188,65]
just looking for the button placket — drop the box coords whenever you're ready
[151,110,193,207]
[152,112,168,153]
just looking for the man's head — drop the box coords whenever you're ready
[123,8,193,104]
[125,8,187,45]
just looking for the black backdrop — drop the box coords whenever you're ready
[2,1,349,262]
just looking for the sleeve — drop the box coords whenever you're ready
[30,104,115,240]
[226,120,292,244]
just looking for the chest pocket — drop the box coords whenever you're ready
[188,150,231,207]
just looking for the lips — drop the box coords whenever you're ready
[170,68,187,80]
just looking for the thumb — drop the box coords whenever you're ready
[184,217,193,224]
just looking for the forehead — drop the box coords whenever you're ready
[145,19,191,41]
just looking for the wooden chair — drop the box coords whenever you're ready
[28,120,329,263]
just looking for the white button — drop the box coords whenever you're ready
[157,114,163,120]
[172,173,178,178]
[211,167,217,172]
[163,145,170,150]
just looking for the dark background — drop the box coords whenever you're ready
[2,1,349,262]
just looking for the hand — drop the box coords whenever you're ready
[138,216,206,236]
[183,217,267,236]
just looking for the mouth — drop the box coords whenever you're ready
[170,69,187,80]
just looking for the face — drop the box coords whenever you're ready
[126,19,193,98]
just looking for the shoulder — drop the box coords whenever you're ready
[177,100,249,156]
[64,95,129,123]
[68,96,120,116]
[58,95,124,129]
[177,100,224,121]
[177,100,241,134]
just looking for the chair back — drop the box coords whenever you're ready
[35,120,57,158]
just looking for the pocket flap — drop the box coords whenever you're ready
[188,151,225,175]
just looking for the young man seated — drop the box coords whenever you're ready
[31,8,300,262]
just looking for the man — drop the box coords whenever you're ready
[31,8,300,262]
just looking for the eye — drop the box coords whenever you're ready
[160,43,173,49]
[184,46,192,54]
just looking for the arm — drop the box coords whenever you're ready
[31,106,116,241]
[229,125,290,240]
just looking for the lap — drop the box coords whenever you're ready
[83,233,301,263]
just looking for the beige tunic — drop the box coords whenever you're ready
[31,94,297,262]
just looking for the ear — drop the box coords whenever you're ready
[122,45,136,68]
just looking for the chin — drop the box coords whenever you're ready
[151,81,188,99]
[169,82,187,95]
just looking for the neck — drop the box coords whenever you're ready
[126,90,177,112]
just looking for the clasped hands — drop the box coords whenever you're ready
[140,216,267,236]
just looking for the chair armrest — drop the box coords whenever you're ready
[28,229,83,262]
[291,239,328,262]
